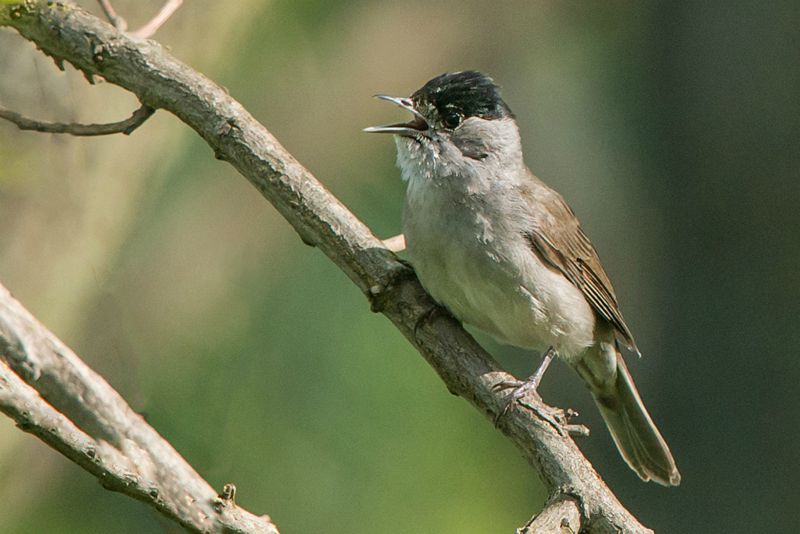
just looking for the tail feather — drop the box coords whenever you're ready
[577,349,681,486]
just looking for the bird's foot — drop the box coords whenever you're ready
[517,401,589,437]
[493,377,539,424]
[493,347,556,424]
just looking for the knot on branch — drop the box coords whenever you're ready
[366,260,416,313]
[213,483,237,512]
[518,494,582,534]
[92,42,106,64]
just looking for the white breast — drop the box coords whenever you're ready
[400,157,596,361]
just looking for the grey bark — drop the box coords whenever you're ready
[0,284,279,534]
[519,495,582,534]
[0,2,655,532]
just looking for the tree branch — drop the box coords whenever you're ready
[518,495,581,533]
[0,102,154,136]
[0,2,653,532]
[0,283,279,534]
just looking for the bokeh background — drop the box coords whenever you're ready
[1,1,798,532]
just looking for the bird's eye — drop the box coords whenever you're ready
[443,111,462,129]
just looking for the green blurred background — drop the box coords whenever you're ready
[1,1,798,532]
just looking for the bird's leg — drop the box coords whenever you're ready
[527,346,556,390]
[493,347,556,423]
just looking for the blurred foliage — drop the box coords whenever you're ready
[1,1,798,533]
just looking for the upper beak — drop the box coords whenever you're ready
[363,95,429,136]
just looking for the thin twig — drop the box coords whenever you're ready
[381,234,406,253]
[97,0,181,38]
[131,0,183,39]
[0,103,154,136]
[97,0,127,31]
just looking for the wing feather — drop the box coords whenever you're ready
[525,188,639,353]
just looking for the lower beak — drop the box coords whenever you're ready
[363,95,429,136]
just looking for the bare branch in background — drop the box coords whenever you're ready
[0,103,154,136]
[97,0,182,38]
[131,0,182,38]
[0,283,280,534]
[97,0,126,31]
[0,2,654,533]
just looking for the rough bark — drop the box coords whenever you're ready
[519,495,582,534]
[0,284,279,534]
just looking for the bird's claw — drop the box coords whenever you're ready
[493,347,556,425]
[493,378,541,425]
[516,401,589,438]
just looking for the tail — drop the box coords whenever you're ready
[576,347,681,486]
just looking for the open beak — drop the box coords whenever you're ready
[363,95,429,137]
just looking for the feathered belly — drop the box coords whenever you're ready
[405,223,596,360]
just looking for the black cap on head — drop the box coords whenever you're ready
[412,71,513,121]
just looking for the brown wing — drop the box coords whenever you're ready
[526,190,639,354]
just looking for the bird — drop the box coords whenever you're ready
[364,71,680,486]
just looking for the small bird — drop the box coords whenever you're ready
[365,71,680,486]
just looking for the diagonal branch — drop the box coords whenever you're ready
[1,2,653,532]
[0,102,154,136]
[0,283,279,534]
